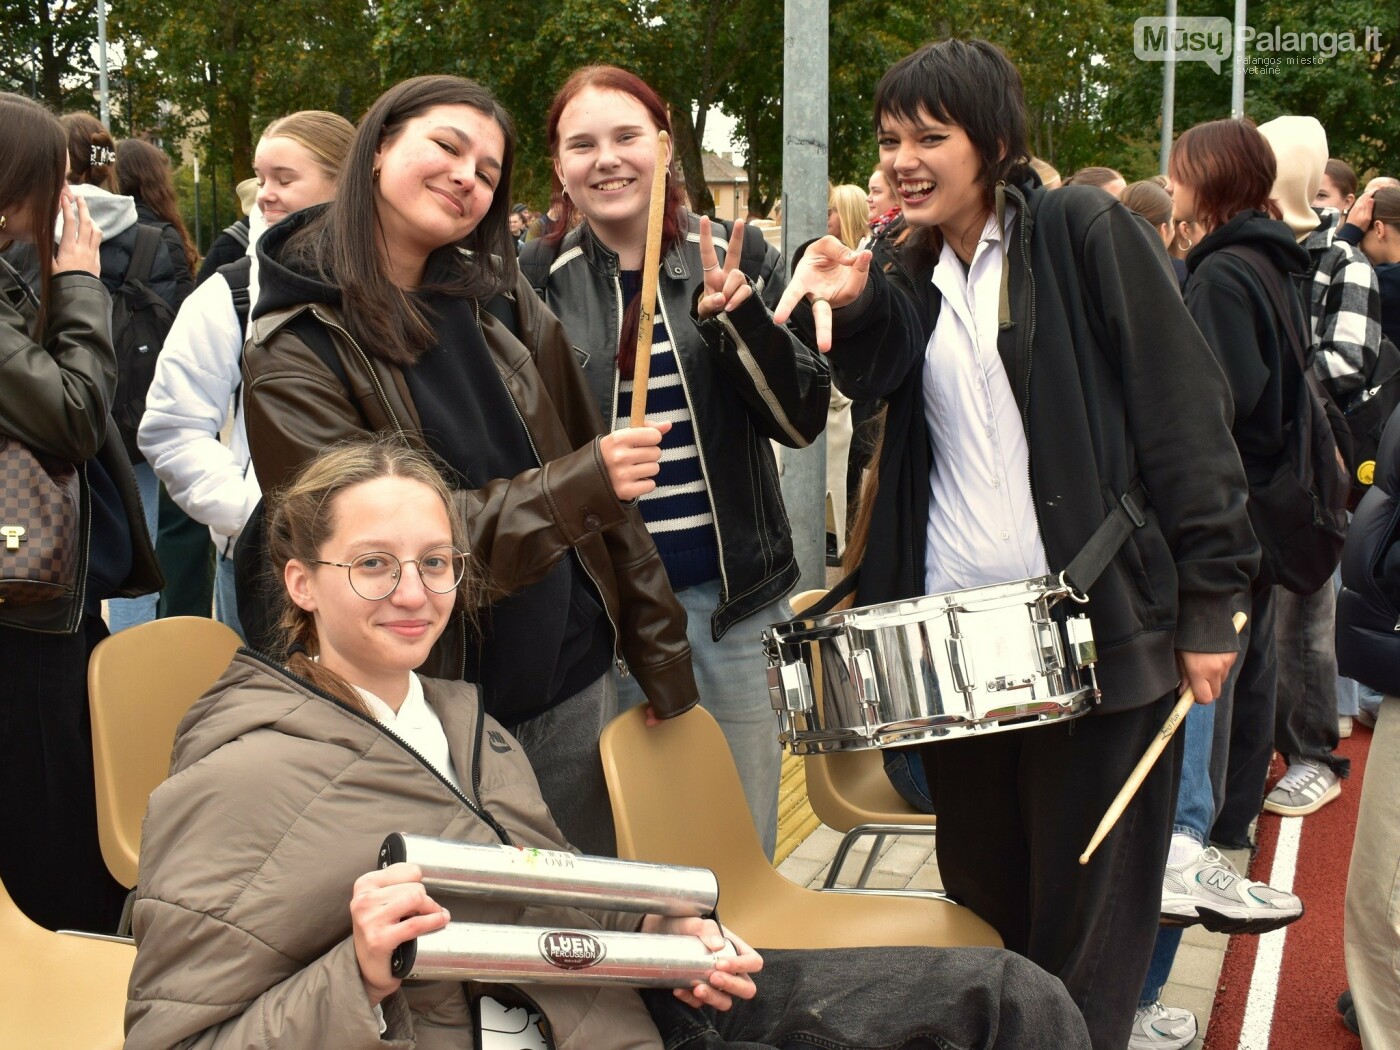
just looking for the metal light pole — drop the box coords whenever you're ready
[1159,0,1177,174]
[96,0,110,127]
[1231,0,1247,118]
[780,0,830,592]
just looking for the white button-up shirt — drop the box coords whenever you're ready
[923,206,1049,596]
[358,672,463,792]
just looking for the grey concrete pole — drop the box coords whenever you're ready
[780,0,829,593]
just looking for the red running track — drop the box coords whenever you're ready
[1203,728,1372,1050]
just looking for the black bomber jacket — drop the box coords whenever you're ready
[521,214,831,639]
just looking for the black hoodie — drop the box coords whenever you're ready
[1185,210,1313,485]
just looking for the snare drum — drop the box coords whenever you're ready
[764,575,1098,754]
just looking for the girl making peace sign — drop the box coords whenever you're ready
[521,66,830,858]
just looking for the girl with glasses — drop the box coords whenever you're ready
[126,435,1090,1050]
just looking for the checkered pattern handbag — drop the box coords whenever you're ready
[0,434,80,607]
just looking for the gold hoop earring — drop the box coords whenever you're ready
[1178,236,1192,251]
[0,214,6,230]
[372,167,380,180]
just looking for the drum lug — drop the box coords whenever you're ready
[1065,615,1097,669]
[945,635,975,697]
[850,648,882,723]
[767,662,812,715]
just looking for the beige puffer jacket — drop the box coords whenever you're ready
[125,653,663,1049]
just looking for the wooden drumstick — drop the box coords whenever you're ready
[1078,610,1248,866]
[630,130,671,427]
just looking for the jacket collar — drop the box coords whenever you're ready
[572,212,698,283]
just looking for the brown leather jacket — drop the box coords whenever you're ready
[241,272,698,718]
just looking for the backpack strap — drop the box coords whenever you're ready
[517,244,555,297]
[224,221,250,249]
[712,217,768,284]
[127,224,163,285]
[218,257,253,342]
[1219,244,1311,373]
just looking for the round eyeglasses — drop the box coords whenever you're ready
[308,546,468,601]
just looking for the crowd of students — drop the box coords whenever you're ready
[1,32,1397,1050]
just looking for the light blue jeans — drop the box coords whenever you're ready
[1140,699,1218,1004]
[617,579,786,860]
[106,461,159,633]
[214,553,245,641]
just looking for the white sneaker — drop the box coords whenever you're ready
[1263,758,1342,816]
[1161,846,1303,934]
[1339,715,1353,739]
[1128,1000,1198,1050]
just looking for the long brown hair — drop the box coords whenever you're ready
[116,138,198,272]
[61,112,117,190]
[284,76,517,367]
[266,436,481,714]
[0,93,68,333]
[544,65,689,373]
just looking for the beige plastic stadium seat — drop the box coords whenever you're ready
[789,588,939,888]
[599,704,999,950]
[88,616,243,889]
[0,872,134,1048]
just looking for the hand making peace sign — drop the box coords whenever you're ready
[695,216,754,319]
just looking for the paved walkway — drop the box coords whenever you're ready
[776,825,1248,1049]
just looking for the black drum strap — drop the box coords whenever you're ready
[809,481,1148,619]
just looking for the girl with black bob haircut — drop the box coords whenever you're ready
[241,74,697,857]
[774,39,1258,1050]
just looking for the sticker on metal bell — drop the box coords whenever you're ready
[539,931,606,970]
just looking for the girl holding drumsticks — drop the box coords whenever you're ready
[772,40,1257,1050]
[521,67,830,857]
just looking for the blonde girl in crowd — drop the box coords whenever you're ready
[140,111,356,639]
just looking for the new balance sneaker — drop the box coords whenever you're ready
[1263,758,1342,816]
[1161,846,1304,934]
[1128,1000,1198,1050]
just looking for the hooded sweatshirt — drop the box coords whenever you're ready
[1257,115,1381,401]
[68,182,181,310]
[1185,210,1312,484]
[254,213,612,725]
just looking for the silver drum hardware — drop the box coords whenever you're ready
[763,574,1099,754]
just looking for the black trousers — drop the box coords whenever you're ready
[917,691,1183,1050]
[154,483,215,618]
[0,615,127,933]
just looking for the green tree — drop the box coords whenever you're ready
[1,0,98,107]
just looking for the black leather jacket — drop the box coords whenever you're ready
[0,259,162,633]
[522,214,830,639]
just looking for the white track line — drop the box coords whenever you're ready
[1236,816,1304,1049]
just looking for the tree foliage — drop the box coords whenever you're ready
[6,0,1398,240]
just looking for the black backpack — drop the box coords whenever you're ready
[111,225,177,462]
[1342,334,1400,508]
[1224,245,1350,594]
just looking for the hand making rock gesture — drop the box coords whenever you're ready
[772,235,872,352]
